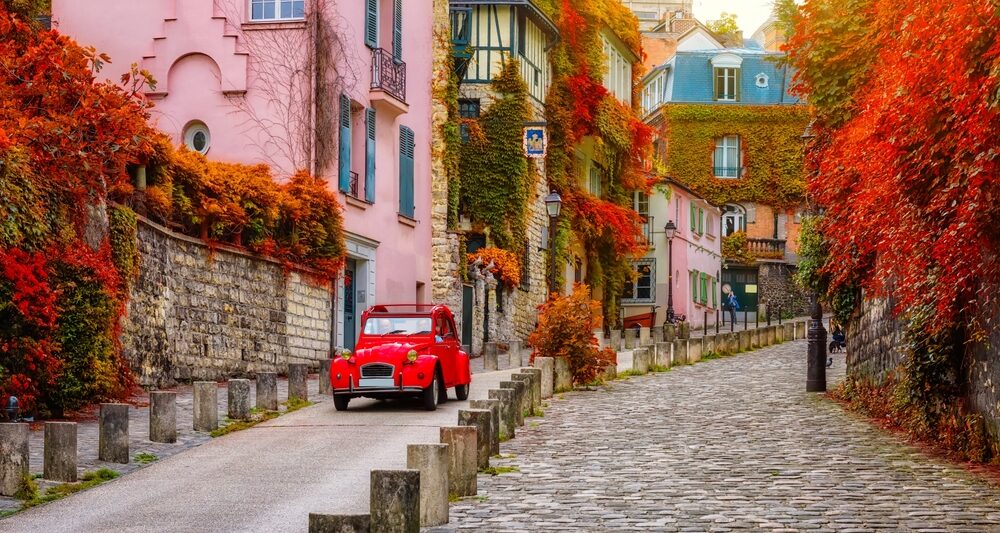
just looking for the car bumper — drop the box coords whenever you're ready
[332,383,424,395]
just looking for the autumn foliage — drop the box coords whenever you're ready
[528,284,616,385]
[466,247,522,289]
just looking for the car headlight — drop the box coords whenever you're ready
[407,349,418,362]
[340,350,352,360]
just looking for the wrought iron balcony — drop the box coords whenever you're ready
[371,48,406,103]
[638,215,655,249]
[348,171,360,199]
[747,238,786,261]
[713,166,743,178]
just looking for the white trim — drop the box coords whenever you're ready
[711,53,744,68]
[183,121,211,154]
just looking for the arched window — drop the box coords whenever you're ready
[722,204,746,236]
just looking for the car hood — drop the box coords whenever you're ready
[354,341,432,363]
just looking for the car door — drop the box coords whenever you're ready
[434,315,458,386]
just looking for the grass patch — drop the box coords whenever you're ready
[650,365,671,373]
[481,465,520,476]
[0,509,16,519]
[134,452,158,465]
[701,352,724,361]
[449,493,462,502]
[19,469,119,511]
[283,397,313,413]
[210,410,280,438]
[474,495,489,502]
[616,369,644,379]
[529,422,540,428]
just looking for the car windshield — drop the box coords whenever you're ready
[363,316,433,336]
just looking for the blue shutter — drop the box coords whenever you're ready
[365,0,377,48]
[365,108,376,204]
[392,0,402,61]
[398,126,414,217]
[338,95,352,193]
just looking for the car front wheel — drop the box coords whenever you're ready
[333,395,350,411]
[455,383,469,401]
[421,373,440,411]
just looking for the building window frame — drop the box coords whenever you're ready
[249,0,305,22]
[714,135,742,178]
[622,259,655,304]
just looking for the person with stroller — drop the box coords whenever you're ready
[828,322,846,367]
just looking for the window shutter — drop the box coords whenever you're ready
[398,125,415,217]
[691,270,698,303]
[690,203,696,232]
[365,108,376,203]
[698,207,704,234]
[392,0,403,61]
[338,95,352,193]
[777,212,788,240]
[712,279,718,308]
[700,273,708,304]
[713,68,721,100]
[735,68,742,101]
[365,0,378,48]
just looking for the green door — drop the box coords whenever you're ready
[721,266,759,312]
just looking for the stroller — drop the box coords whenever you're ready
[827,326,846,368]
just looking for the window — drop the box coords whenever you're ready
[714,67,740,101]
[714,135,741,178]
[706,213,715,236]
[183,121,210,154]
[466,234,486,255]
[574,257,583,284]
[398,125,415,218]
[755,73,769,88]
[634,191,649,217]
[722,204,746,236]
[602,36,632,105]
[250,0,304,21]
[458,99,480,143]
[589,165,602,197]
[622,259,654,302]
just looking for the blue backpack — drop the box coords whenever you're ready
[728,293,740,311]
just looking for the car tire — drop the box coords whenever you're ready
[333,395,350,411]
[421,373,439,411]
[437,372,448,404]
[455,383,469,401]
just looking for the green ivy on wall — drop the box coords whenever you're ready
[662,104,811,208]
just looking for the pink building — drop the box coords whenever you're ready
[623,179,723,330]
[52,0,434,350]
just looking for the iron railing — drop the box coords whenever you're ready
[638,215,654,249]
[348,171,360,199]
[713,166,743,178]
[748,238,786,260]
[371,48,406,103]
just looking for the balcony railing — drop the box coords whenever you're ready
[371,48,406,103]
[747,238,786,260]
[638,215,654,249]
[348,171,360,199]
[713,166,743,178]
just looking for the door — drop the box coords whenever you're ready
[721,266,759,313]
[433,315,459,386]
[461,284,473,347]
[344,259,358,351]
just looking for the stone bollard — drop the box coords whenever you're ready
[654,341,672,368]
[468,399,501,455]
[370,469,420,533]
[308,513,370,533]
[610,329,622,352]
[798,321,808,340]
[768,325,777,345]
[43,422,77,482]
[688,338,703,363]
[288,363,309,402]
[702,335,717,357]
[553,357,572,393]
[624,328,637,349]
[751,328,761,349]
[228,379,252,421]
[727,333,740,354]
[99,403,129,464]
[639,327,651,347]
[509,341,521,365]
[785,323,795,342]
[483,342,499,371]
[487,389,516,441]
[511,374,535,417]
[149,391,177,444]
[739,330,752,352]
[520,368,542,414]
[775,323,785,343]
[651,327,663,345]
[257,372,278,411]
[603,363,617,381]
[193,381,219,432]
[319,359,332,395]
[534,357,554,399]
[663,323,676,343]
[0,423,29,497]
[440,426,477,497]
[678,322,691,340]
[672,339,689,365]
[458,409,492,470]
[406,444,449,527]
[499,381,526,426]
[632,348,651,374]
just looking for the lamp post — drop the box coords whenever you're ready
[664,220,677,323]
[544,191,562,296]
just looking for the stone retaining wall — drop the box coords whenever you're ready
[123,218,332,387]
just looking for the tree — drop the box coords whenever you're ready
[707,12,739,36]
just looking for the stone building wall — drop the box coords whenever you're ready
[123,218,332,387]
[758,262,808,317]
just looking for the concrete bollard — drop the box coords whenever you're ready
[483,342,499,371]
[672,339,688,365]
[610,329,622,352]
[500,380,527,426]
[678,322,691,340]
[651,327,663,345]
[228,379,252,421]
[43,422,77,482]
[370,469,420,533]
[149,391,177,444]
[553,356,572,393]
[703,335,717,357]
[785,323,795,342]
[520,368,542,414]
[603,363,617,381]
[639,327,651,347]
[308,513,370,533]
[288,363,309,401]
[632,348,651,374]
[0,423,29,497]
[257,372,278,411]
[98,403,129,464]
[751,328,761,349]
[688,338,703,363]
[406,444,449,527]
[534,357,554,399]
[624,328,637,349]
[739,330,752,352]
[440,426,477,497]
[487,389,516,440]
[726,333,740,354]
[768,325,777,345]
[775,323,785,343]
[798,321,807,340]
[509,341,521,365]
[457,409,492,470]
[663,323,676,343]
[654,341,672,368]
[193,381,219,432]
[469,399,501,455]
[319,359,332,395]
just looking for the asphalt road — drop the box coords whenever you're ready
[1,369,518,533]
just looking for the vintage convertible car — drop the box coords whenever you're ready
[330,304,472,411]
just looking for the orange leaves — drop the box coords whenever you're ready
[528,283,616,385]
[564,192,648,258]
[467,247,522,288]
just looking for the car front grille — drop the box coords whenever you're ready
[360,363,394,379]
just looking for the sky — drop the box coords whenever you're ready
[692,0,776,35]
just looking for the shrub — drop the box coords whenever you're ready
[528,284,616,385]
[467,247,522,288]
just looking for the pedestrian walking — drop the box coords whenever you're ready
[724,288,740,326]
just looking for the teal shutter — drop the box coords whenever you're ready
[399,125,414,217]
[338,95,352,193]
[365,108,376,203]
[392,0,402,61]
[698,207,704,234]
[691,270,698,303]
[690,203,696,232]
[712,279,718,308]
[365,0,377,48]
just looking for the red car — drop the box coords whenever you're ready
[330,304,472,411]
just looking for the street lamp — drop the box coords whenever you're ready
[664,220,677,324]
[544,191,562,295]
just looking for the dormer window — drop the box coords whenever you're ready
[711,53,743,102]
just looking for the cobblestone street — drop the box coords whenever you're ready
[438,341,1000,532]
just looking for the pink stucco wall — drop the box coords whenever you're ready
[53,0,433,317]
